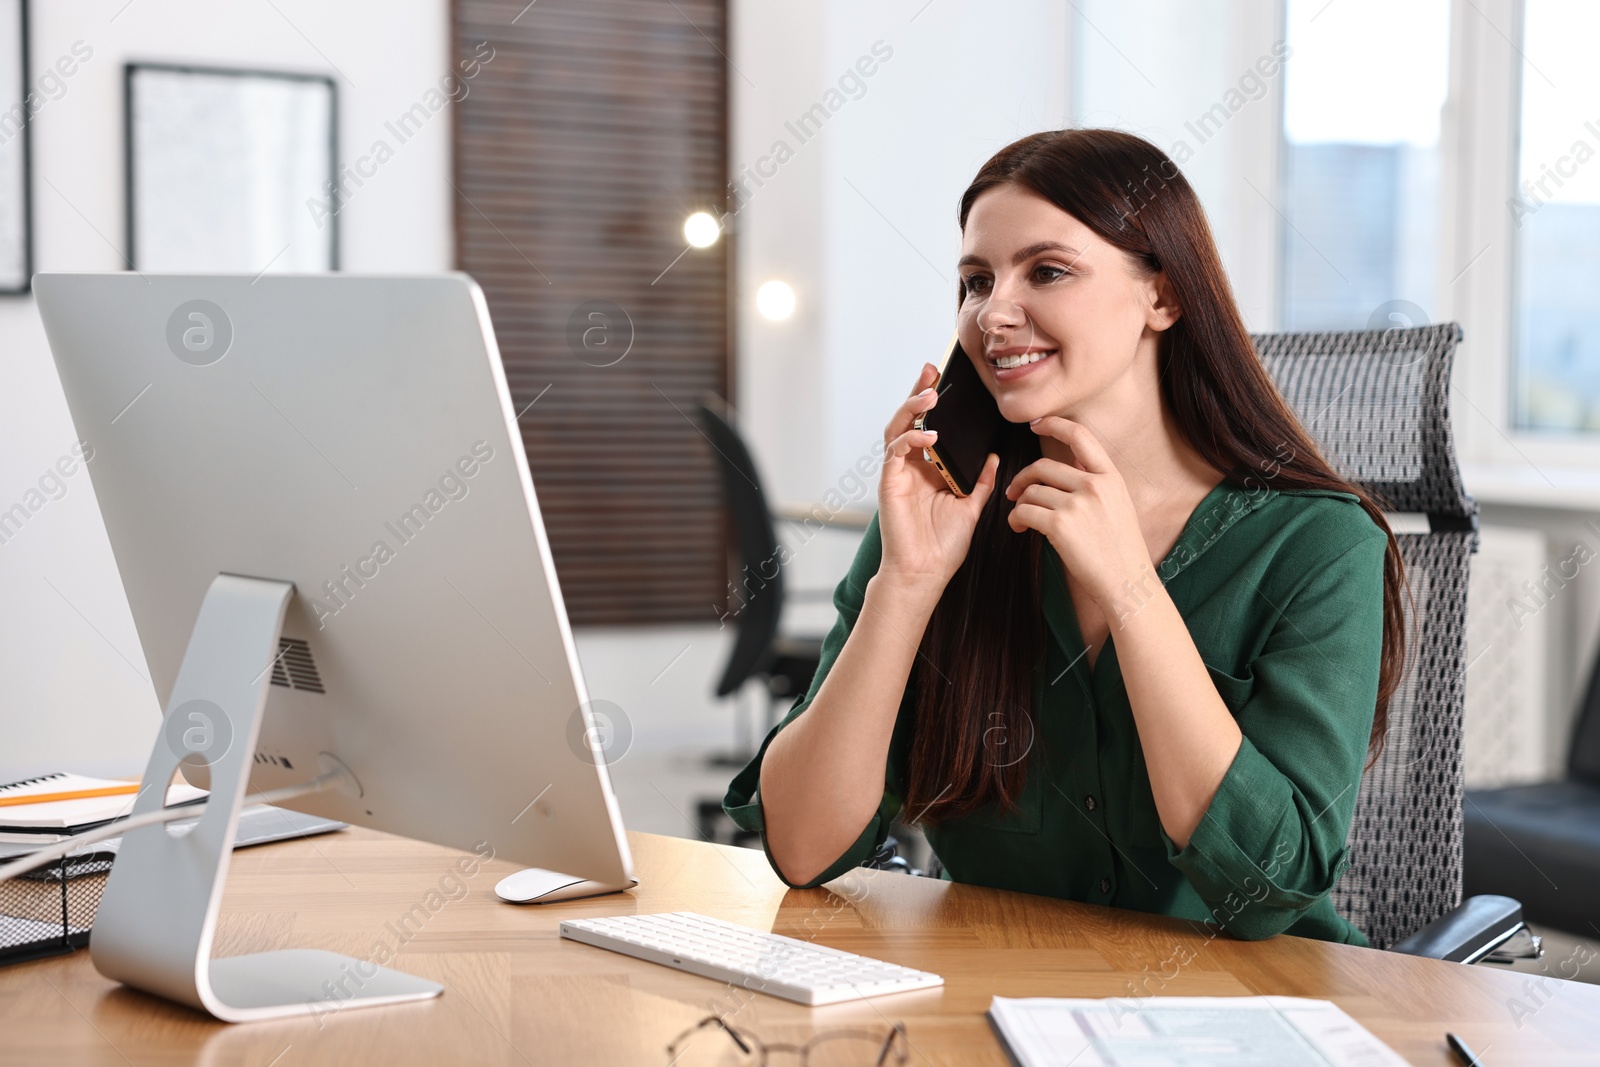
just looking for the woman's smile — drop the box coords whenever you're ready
[985,344,1057,382]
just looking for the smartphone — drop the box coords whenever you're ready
[913,332,1007,496]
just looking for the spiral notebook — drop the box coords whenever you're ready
[0,773,206,842]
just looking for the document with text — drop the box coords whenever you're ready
[988,995,1409,1067]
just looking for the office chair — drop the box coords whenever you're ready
[693,396,840,843]
[695,396,831,738]
[1463,637,1600,938]
[1256,322,1535,961]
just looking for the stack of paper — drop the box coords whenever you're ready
[0,773,206,844]
[988,995,1409,1066]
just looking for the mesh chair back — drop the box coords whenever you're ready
[1254,323,1477,949]
[696,397,784,698]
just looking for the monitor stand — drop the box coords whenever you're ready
[88,574,443,1023]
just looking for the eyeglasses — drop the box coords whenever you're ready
[665,1014,909,1066]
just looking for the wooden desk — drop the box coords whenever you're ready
[2,827,1592,1065]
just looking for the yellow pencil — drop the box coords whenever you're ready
[0,783,141,808]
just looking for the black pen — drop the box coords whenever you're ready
[1446,1032,1483,1066]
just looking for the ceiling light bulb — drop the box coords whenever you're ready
[756,280,796,321]
[684,212,721,248]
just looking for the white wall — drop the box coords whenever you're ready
[729,1,1291,629]
[0,0,453,781]
[730,0,1073,617]
[1070,0,1285,330]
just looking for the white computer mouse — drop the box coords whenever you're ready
[494,866,640,904]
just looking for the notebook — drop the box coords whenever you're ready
[987,995,1409,1066]
[0,804,349,864]
[0,773,207,842]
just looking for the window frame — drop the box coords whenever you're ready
[1267,0,1600,475]
[1436,0,1600,471]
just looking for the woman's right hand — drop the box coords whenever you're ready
[876,362,1000,598]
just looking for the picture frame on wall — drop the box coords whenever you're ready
[125,62,338,273]
[0,0,31,294]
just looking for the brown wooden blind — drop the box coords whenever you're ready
[452,0,732,626]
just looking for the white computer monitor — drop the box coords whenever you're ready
[35,272,633,1021]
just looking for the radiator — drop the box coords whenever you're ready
[1463,525,1551,788]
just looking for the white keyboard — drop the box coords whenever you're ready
[558,911,944,1006]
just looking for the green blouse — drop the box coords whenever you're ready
[722,478,1390,945]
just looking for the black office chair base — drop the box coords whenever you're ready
[700,748,760,770]
[701,646,825,773]
[696,799,759,848]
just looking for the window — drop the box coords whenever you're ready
[1278,0,1451,332]
[1512,0,1600,432]
[1068,2,1286,326]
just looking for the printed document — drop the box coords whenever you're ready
[988,995,1409,1066]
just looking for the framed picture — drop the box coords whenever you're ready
[125,62,337,273]
[0,0,30,294]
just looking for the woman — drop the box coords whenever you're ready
[722,128,1405,944]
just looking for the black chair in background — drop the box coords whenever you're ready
[1464,643,1600,938]
[693,396,855,844]
[696,397,826,750]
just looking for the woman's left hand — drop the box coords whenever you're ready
[1005,416,1154,611]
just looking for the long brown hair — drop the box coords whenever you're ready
[903,128,1407,827]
